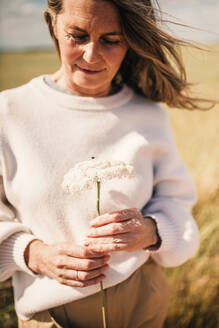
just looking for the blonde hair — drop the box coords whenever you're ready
[44,0,215,110]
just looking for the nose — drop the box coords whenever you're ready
[82,41,101,64]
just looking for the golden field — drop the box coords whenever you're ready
[0,45,218,328]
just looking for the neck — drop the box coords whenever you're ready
[50,70,112,97]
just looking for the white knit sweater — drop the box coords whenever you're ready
[0,75,199,320]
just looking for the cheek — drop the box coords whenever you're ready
[104,47,127,71]
[59,40,82,63]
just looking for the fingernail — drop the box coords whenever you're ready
[91,218,100,226]
[104,255,111,261]
[103,264,109,270]
[82,239,89,246]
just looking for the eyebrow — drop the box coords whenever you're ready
[68,26,122,36]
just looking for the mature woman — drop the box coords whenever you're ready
[0,0,201,327]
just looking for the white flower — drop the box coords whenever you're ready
[62,158,135,194]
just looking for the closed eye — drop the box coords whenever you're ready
[101,38,121,45]
[68,34,121,45]
[69,34,88,43]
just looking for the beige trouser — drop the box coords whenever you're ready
[18,258,169,328]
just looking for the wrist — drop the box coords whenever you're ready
[24,239,46,274]
[143,216,162,251]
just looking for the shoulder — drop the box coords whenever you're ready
[126,89,175,144]
[0,75,43,117]
[0,76,41,105]
[130,90,168,118]
[127,89,170,128]
[0,76,43,137]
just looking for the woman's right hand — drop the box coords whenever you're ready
[24,239,110,288]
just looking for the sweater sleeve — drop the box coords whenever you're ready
[0,171,38,281]
[141,106,199,267]
[0,95,38,281]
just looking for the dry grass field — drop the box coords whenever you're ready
[0,44,219,328]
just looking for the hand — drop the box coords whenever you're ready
[84,208,158,253]
[24,240,110,288]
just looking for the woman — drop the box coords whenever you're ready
[0,0,202,327]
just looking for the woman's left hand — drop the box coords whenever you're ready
[84,208,158,253]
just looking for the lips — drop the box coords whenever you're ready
[75,64,105,75]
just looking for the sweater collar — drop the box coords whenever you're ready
[31,75,134,111]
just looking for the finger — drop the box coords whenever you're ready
[55,264,109,281]
[91,208,142,227]
[87,221,134,237]
[58,274,106,288]
[77,256,110,271]
[55,255,110,271]
[86,243,127,253]
[78,264,109,281]
[84,233,130,245]
[90,211,132,227]
[55,243,108,258]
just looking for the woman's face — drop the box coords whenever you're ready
[53,0,128,97]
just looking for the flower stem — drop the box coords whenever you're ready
[97,181,101,217]
[97,181,107,328]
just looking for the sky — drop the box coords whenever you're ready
[0,0,219,51]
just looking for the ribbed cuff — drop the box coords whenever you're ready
[0,232,39,277]
[142,212,178,253]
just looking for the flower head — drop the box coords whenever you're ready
[62,158,135,194]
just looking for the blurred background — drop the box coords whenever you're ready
[0,1,219,327]
[0,0,219,51]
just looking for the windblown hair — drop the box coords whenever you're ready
[44,0,214,110]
